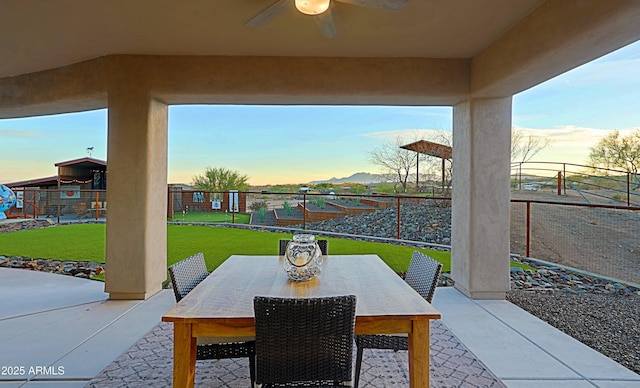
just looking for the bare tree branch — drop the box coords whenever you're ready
[511,128,551,163]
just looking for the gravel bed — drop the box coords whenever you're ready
[306,199,452,245]
[507,291,640,374]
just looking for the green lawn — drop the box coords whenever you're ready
[0,224,532,279]
[168,211,251,224]
[0,224,451,274]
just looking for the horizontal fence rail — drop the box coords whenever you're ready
[511,161,640,207]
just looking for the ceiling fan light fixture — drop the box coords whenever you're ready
[295,0,330,15]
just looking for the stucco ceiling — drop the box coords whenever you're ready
[0,0,545,79]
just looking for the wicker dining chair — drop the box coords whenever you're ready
[253,295,357,387]
[278,239,329,255]
[168,252,256,386]
[353,250,442,388]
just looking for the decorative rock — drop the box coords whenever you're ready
[305,200,452,245]
[510,256,639,296]
[0,255,105,279]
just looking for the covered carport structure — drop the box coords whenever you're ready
[1,1,639,300]
[400,139,452,194]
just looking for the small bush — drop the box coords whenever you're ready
[612,194,628,203]
[250,200,269,212]
[283,201,293,216]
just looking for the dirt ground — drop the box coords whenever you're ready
[510,190,640,285]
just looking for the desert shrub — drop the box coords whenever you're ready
[612,193,628,203]
[311,197,326,209]
[283,201,293,216]
[249,200,269,212]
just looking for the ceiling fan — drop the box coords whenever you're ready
[245,0,409,39]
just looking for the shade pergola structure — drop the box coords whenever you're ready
[401,140,452,194]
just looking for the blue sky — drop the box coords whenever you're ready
[1,40,639,186]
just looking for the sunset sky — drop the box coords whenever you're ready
[1,40,639,186]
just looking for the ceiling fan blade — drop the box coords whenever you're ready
[245,0,292,28]
[315,8,337,39]
[334,0,408,12]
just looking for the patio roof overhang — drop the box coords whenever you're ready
[2,1,639,300]
[2,1,639,118]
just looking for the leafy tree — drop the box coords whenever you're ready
[314,183,333,191]
[192,166,250,192]
[372,183,396,194]
[588,129,640,188]
[349,183,367,195]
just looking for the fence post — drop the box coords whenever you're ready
[32,190,37,219]
[231,193,235,224]
[303,193,307,230]
[396,196,401,240]
[627,172,631,206]
[557,172,562,196]
[94,191,100,220]
[525,201,531,257]
[563,163,567,195]
[518,162,522,190]
[56,189,61,224]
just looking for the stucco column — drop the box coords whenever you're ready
[105,86,168,300]
[451,97,511,299]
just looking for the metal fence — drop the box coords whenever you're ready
[7,187,639,285]
[511,161,640,206]
[243,191,452,244]
[511,199,640,285]
[7,188,107,222]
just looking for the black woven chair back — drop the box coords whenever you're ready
[168,252,209,302]
[278,239,329,255]
[253,295,357,387]
[404,251,443,303]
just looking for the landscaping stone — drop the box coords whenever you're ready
[305,200,452,245]
[0,218,54,233]
[0,255,105,278]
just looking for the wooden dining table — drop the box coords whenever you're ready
[162,254,441,388]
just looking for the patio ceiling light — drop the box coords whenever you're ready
[295,0,330,15]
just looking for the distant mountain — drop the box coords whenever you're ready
[309,172,386,184]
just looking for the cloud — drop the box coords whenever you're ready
[362,128,451,142]
[513,126,638,165]
[0,128,47,138]
[514,126,636,147]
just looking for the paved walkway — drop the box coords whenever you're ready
[86,319,505,387]
[1,268,638,387]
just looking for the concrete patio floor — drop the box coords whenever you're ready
[0,268,638,387]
